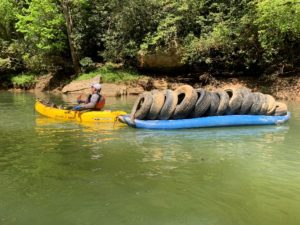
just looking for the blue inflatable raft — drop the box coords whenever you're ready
[119,112,290,130]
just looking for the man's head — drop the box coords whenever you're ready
[91,83,102,92]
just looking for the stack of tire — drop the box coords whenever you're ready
[130,85,288,120]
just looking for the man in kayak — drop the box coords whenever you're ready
[73,83,105,111]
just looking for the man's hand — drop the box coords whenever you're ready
[73,105,83,111]
[77,94,84,104]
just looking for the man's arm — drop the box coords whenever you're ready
[83,94,99,109]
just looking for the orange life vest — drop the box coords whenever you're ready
[87,94,106,110]
[95,95,105,110]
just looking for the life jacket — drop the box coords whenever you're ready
[87,93,106,110]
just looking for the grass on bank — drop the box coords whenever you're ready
[76,64,140,83]
[10,73,36,88]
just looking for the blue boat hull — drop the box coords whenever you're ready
[120,113,291,130]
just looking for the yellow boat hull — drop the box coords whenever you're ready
[35,100,127,123]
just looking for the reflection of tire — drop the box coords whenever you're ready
[159,89,178,120]
[249,92,262,115]
[265,94,276,115]
[216,91,229,115]
[274,102,288,116]
[147,90,165,120]
[173,85,198,119]
[130,92,153,120]
[225,88,243,114]
[191,88,211,117]
[207,92,220,116]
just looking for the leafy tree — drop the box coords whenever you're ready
[0,0,20,40]
[16,0,67,72]
[256,0,300,64]
[101,0,163,63]
[182,0,262,73]
[61,0,81,75]
[2,0,300,79]
[0,0,25,75]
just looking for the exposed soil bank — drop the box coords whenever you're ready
[4,73,300,101]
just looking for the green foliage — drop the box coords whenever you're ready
[76,64,140,83]
[0,40,24,74]
[79,57,96,73]
[2,0,300,80]
[101,0,163,63]
[256,0,300,63]
[182,0,262,72]
[11,74,36,87]
[0,0,20,40]
[70,0,111,59]
[15,0,67,73]
[16,0,66,53]
[140,0,204,54]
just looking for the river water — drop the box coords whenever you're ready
[0,91,300,225]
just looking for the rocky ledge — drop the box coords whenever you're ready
[9,73,300,101]
[60,75,170,97]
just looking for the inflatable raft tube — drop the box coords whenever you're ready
[119,113,290,130]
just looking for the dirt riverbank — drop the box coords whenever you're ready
[5,73,300,101]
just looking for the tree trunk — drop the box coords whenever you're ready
[61,0,81,75]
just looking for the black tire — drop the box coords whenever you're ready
[239,91,255,114]
[130,92,153,120]
[237,87,253,114]
[258,93,268,115]
[158,89,178,120]
[225,88,243,114]
[206,92,220,116]
[191,88,211,117]
[173,85,198,119]
[274,102,288,116]
[147,90,165,120]
[216,90,229,115]
[265,94,276,115]
[237,87,251,95]
[249,92,262,115]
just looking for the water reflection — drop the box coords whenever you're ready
[1,92,300,225]
[130,125,289,141]
[35,116,126,130]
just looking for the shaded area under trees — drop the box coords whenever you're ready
[1,0,300,86]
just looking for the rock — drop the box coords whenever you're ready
[152,79,168,90]
[127,86,144,95]
[138,49,184,71]
[61,75,127,97]
[101,83,127,97]
[62,76,100,93]
[169,82,186,90]
[295,93,300,101]
[35,73,54,92]
[51,87,62,95]
[136,77,151,89]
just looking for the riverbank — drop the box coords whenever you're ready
[3,62,300,101]
[5,73,300,102]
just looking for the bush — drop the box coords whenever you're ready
[256,0,300,64]
[11,74,36,89]
[76,63,140,83]
[79,57,96,73]
[0,40,24,74]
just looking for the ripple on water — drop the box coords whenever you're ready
[1,92,300,225]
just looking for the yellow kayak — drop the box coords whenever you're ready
[35,100,127,123]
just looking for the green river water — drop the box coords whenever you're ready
[0,91,300,225]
